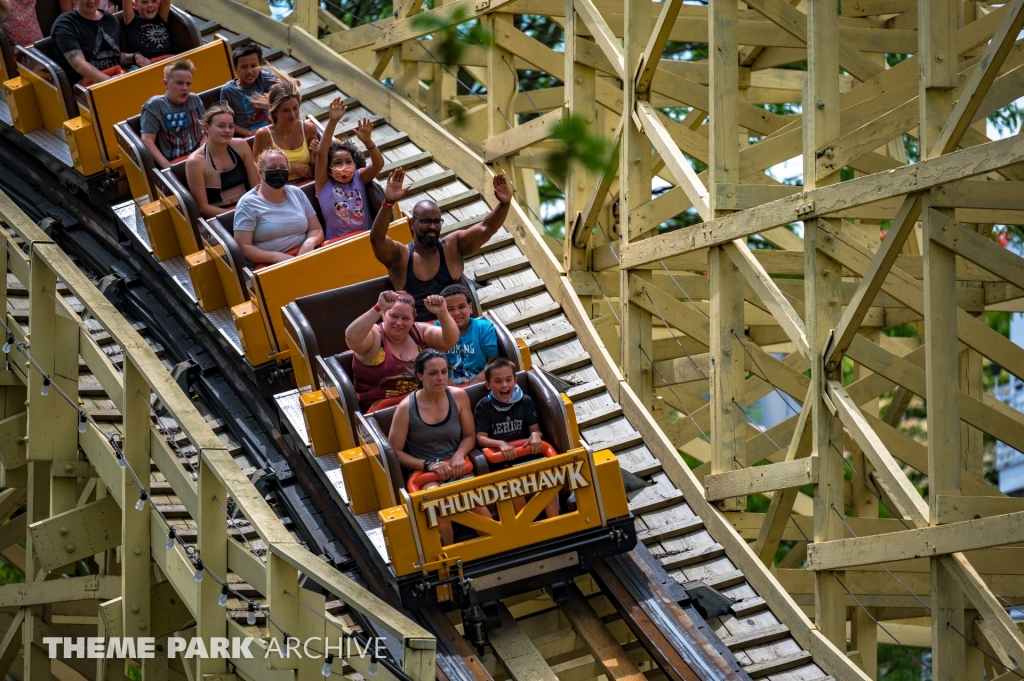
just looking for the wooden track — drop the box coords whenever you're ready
[0,0,1021,680]
[173,3,844,680]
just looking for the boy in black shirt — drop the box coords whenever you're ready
[122,0,171,65]
[475,358,559,519]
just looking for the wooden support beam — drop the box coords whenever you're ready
[0,608,23,679]
[27,495,120,573]
[932,0,1024,157]
[572,0,624,79]
[482,107,565,162]
[807,511,1024,571]
[0,575,120,607]
[723,240,809,363]
[489,604,560,681]
[823,193,923,369]
[705,457,816,502]
[936,495,1024,524]
[570,118,622,248]
[558,584,646,681]
[743,0,882,82]
[928,210,1024,291]
[634,101,710,220]
[620,132,1024,268]
[634,0,682,94]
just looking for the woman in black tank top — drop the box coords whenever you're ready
[405,241,457,321]
[185,104,260,219]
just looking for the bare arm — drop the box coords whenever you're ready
[296,215,323,256]
[346,290,395,358]
[59,0,72,11]
[158,0,171,22]
[233,229,291,264]
[140,132,172,169]
[316,98,345,195]
[353,117,384,183]
[454,173,513,255]
[122,0,135,22]
[251,128,269,163]
[370,168,409,271]
[390,401,429,472]
[0,0,12,23]
[234,124,252,137]
[66,50,112,84]
[447,389,476,478]
[185,154,226,218]
[418,295,459,350]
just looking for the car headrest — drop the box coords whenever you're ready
[518,370,574,454]
[167,6,202,52]
[36,0,62,37]
[292,276,393,360]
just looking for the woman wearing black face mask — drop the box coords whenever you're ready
[233,148,324,267]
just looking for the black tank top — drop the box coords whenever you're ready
[404,241,457,322]
[205,144,250,206]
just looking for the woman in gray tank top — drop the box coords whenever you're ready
[389,349,492,545]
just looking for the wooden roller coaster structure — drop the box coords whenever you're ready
[0,0,1023,680]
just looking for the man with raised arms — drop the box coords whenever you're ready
[369,168,513,321]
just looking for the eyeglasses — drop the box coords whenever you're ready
[413,216,445,228]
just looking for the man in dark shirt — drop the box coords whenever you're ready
[369,167,513,321]
[51,0,143,84]
[475,357,559,519]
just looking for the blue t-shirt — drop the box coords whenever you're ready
[434,316,498,385]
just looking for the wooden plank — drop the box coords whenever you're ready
[935,495,1024,524]
[482,108,564,162]
[929,211,1024,292]
[823,194,923,368]
[0,575,120,607]
[807,512,1024,570]
[743,0,882,81]
[723,240,809,363]
[572,0,624,78]
[558,584,646,680]
[620,132,1024,268]
[932,0,1024,156]
[704,458,816,502]
[27,495,120,572]
[635,100,711,220]
[489,603,559,681]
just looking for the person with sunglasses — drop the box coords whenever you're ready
[369,168,513,322]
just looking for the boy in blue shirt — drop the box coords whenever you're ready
[434,284,498,385]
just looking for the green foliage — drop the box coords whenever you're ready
[878,644,929,680]
[128,666,142,681]
[546,114,614,185]
[410,6,493,68]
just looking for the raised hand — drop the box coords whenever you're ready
[493,173,512,205]
[423,294,446,317]
[308,135,320,157]
[377,289,398,312]
[354,117,374,145]
[328,97,347,123]
[384,168,410,203]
